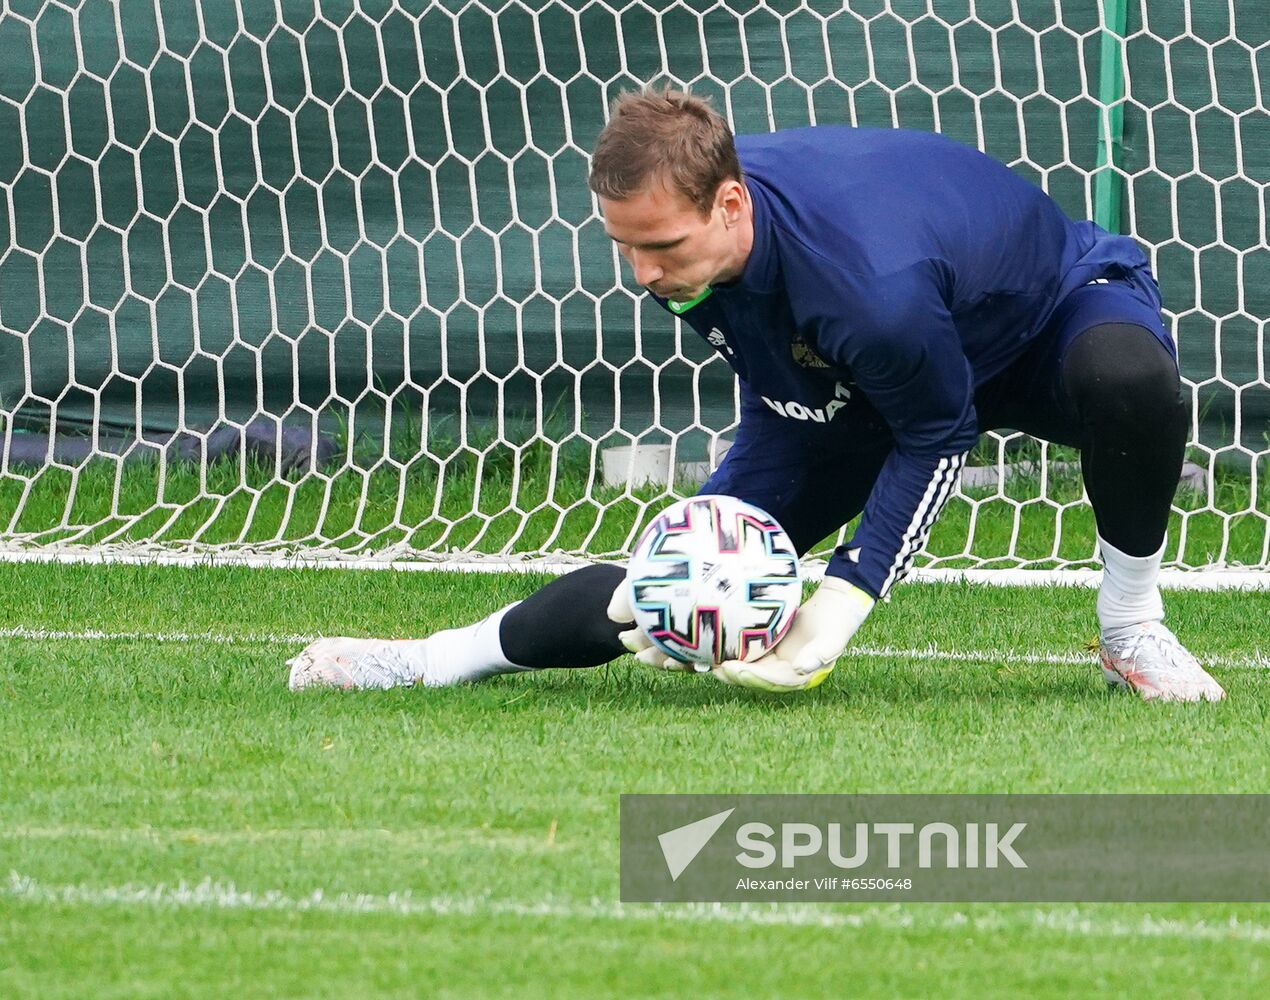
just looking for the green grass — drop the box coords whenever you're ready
[0,561,1268,997]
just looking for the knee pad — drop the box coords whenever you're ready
[1061,323,1187,430]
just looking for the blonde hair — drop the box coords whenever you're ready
[588,86,741,215]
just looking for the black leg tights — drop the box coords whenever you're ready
[498,563,628,669]
[1059,323,1189,556]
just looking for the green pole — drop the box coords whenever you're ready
[1094,0,1129,233]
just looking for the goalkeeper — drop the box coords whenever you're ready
[288,86,1224,703]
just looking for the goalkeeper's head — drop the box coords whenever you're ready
[590,85,751,304]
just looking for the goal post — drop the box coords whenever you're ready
[0,0,1265,586]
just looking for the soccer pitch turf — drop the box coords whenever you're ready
[0,561,1267,998]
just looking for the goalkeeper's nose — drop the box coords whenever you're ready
[629,251,664,288]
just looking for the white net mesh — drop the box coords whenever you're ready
[0,0,1265,578]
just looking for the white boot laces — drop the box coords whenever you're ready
[1115,623,1195,677]
[357,643,419,687]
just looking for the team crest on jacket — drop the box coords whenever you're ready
[790,335,829,369]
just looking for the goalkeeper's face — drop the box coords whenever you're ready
[601,178,751,304]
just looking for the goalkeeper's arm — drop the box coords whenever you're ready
[715,276,977,690]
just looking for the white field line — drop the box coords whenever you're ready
[1,624,1266,671]
[0,825,551,851]
[4,871,1270,943]
[0,625,317,646]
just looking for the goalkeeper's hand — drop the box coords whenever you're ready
[606,578,694,672]
[712,576,875,692]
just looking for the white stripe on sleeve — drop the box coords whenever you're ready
[878,452,966,597]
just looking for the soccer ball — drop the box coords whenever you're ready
[626,495,802,669]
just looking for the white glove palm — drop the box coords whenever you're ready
[712,576,875,692]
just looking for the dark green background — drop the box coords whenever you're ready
[0,0,1266,461]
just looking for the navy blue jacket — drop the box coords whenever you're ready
[656,125,1148,597]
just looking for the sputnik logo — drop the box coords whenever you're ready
[657,807,735,881]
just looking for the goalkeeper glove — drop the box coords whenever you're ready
[606,577,693,672]
[712,576,875,692]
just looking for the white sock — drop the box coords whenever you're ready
[412,602,531,686]
[1097,536,1166,631]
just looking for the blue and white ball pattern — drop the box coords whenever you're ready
[627,495,802,668]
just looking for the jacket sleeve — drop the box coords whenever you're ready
[809,259,977,598]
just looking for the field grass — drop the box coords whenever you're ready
[1,560,1268,998]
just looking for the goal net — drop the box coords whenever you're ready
[0,0,1266,583]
